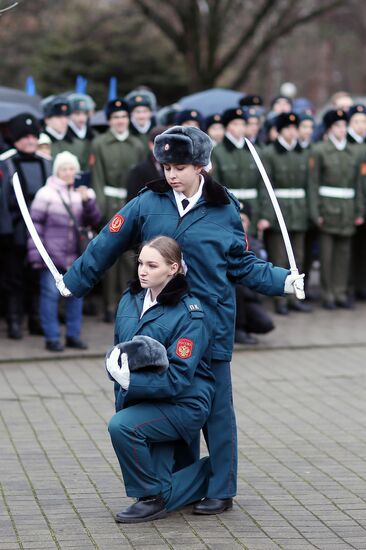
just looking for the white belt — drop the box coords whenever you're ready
[319,186,355,199]
[104,186,127,199]
[274,188,305,199]
[229,188,258,200]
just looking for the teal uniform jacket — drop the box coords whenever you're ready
[63,173,288,361]
[113,274,214,444]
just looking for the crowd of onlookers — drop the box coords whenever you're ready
[1,87,366,350]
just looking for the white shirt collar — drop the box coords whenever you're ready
[299,139,311,149]
[110,129,129,142]
[329,134,347,151]
[140,288,157,318]
[348,127,364,144]
[69,120,87,139]
[278,135,297,151]
[131,118,151,134]
[45,125,66,140]
[173,175,205,217]
[225,131,245,149]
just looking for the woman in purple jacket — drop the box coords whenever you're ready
[28,151,101,351]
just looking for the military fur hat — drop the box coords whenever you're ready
[154,125,213,166]
[323,109,348,129]
[174,109,203,128]
[243,107,261,120]
[107,335,169,374]
[348,104,366,119]
[42,95,71,118]
[222,107,246,127]
[239,94,263,107]
[275,112,299,132]
[128,93,153,111]
[104,98,130,120]
[9,113,40,142]
[68,93,95,113]
[205,113,223,130]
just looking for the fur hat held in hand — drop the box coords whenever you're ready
[105,335,169,377]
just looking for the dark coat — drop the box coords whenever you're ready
[126,153,163,203]
[64,172,288,361]
[0,148,52,244]
[114,274,214,444]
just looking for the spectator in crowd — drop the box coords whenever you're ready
[204,114,225,146]
[174,109,204,129]
[260,112,312,314]
[331,91,354,113]
[28,151,101,351]
[347,104,366,147]
[66,93,96,170]
[309,109,364,309]
[126,126,166,203]
[90,98,145,322]
[128,92,156,152]
[235,203,275,345]
[42,96,72,158]
[212,107,261,233]
[0,113,52,339]
[37,133,52,159]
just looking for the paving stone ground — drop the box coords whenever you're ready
[1,302,366,549]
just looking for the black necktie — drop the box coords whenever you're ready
[181,198,189,210]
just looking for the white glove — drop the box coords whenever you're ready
[105,347,130,389]
[284,272,305,296]
[56,277,72,297]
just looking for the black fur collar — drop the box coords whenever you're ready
[146,172,230,206]
[129,273,189,306]
[274,139,303,154]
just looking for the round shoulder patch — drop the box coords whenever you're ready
[109,214,125,233]
[176,338,193,359]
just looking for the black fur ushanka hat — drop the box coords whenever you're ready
[153,125,213,166]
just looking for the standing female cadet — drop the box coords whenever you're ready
[58,126,304,514]
[106,236,214,522]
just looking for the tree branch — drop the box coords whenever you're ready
[213,0,281,78]
[134,0,186,53]
[229,0,348,89]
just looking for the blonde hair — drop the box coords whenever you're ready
[140,236,183,273]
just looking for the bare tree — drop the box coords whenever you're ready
[135,0,347,90]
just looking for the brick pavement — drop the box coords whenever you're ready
[1,306,366,548]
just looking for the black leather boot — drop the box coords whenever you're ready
[115,495,167,524]
[6,297,23,340]
[193,497,233,515]
[27,295,43,335]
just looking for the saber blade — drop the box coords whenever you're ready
[245,138,305,299]
[12,173,63,283]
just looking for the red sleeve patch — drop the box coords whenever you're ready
[176,338,193,359]
[360,163,366,176]
[109,214,124,233]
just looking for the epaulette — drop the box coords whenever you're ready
[182,296,204,319]
[0,148,16,161]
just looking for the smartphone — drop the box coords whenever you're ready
[74,171,91,188]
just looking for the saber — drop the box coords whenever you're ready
[12,172,63,284]
[245,138,305,300]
